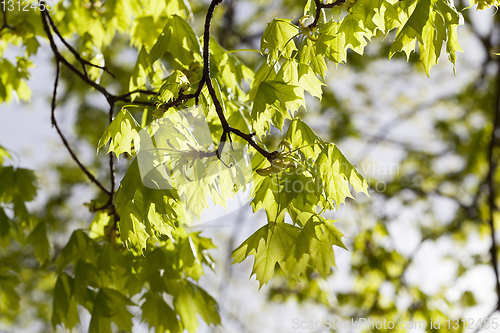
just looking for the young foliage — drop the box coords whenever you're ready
[261,19,299,63]
[98,108,141,158]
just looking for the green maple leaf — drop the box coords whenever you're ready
[338,12,370,54]
[389,0,463,75]
[97,108,141,159]
[170,280,221,333]
[52,273,79,330]
[118,190,151,251]
[356,0,386,33]
[436,0,463,71]
[251,175,285,222]
[419,13,445,76]
[251,80,301,132]
[281,172,319,212]
[316,144,369,209]
[53,230,100,274]
[261,19,299,64]
[26,220,51,264]
[293,217,347,278]
[0,58,32,103]
[231,221,301,287]
[298,39,329,78]
[149,15,202,68]
[275,60,324,112]
[0,167,38,203]
[141,292,180,333]
[298,63,324,99]
[89,288,135,333]
[315,20,347,65]
[115,159,179,250]
[389,0,431,60]
[24,37,40,57]
[284,118,325,159]
[158,70,189,103]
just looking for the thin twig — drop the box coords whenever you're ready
[198,0,278,161]
[40,5,160,213]
[0,5,14,32]
[107,102,120,229]
[50,60,111,196]
[41,6,156,107]
[113,89,157,100]
[203,0,229,130]
[40,9,112,98]
[108,102,116,200]
[158,91,202,110]
[309,0,346,28]
[45,12,115,78]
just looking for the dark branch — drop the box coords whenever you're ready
[203,0,229,130]
[198,0,277,161]
[158,91,202,111]
[0,5,14,32]
[156,0,277,161]
[193,0,346,161]
[309,0,346,28]
[107,102,120,229]
[45,12,115,78]
[41,9,112,98]
[50,60,111,196]
[108,102,116,200]
[113,89,158,100]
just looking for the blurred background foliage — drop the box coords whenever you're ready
[1,0,500,332]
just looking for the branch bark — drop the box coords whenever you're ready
[45,12,114,78]
[309,0,346,28]
[50,60,111,196]
[0,4,15,32]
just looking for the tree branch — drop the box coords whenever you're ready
[0,5,14,32]
[309,0,346,28]
[113,89,158,101]
[50,60,111,196]
[41,4,156,108]
[198,0,277,161]
[107,102,120,229]
[44,12,114,78]
[41,9,112,98]
[194,0,346,161]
